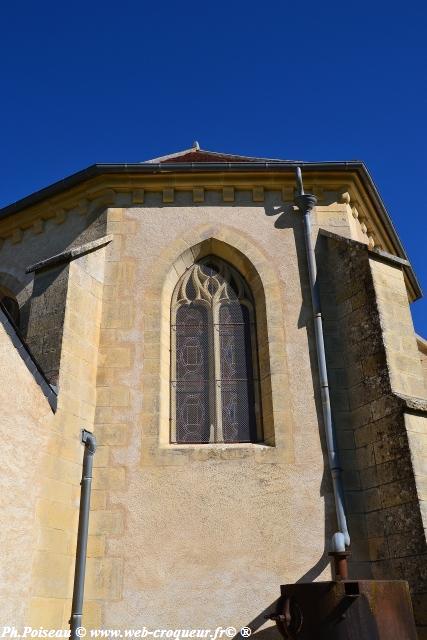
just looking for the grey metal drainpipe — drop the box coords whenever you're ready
[294,168,350,554]
[69,429,97,639]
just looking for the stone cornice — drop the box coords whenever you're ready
[395,392,427,415]
[0,164,421,301]
[26,234,113,274]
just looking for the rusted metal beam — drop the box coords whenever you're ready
[267,580,417,639]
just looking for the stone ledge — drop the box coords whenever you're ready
[395,392,427,415]
[319,228,411,269]
[372,247,411,268]
[26,234,113,274]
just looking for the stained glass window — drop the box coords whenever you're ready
[170,257,262,444]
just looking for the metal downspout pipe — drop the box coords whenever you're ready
[294,168,350,560]
[69,429,97,639]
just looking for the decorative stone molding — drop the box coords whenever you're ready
[91,189,116,206]
[222,187,234,202]
[54,209,66,225]
[367,235,375,248]
[132,189,145,204]
[140,224,295,466]
[312,185,324,201]
[192,187,204,203]
[0,173,418,299]
[32,219,44,235]
[338,189,351,204]
[252,187,264,202]
[26,234,113,274]
[76,198,89,215]
[163,188,174,204]
[11,228,23,244]
[281,187,294,202]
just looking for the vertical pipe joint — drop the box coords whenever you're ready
[295,193,317,213]
[81,428,97,456]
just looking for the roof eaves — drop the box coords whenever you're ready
[0,160,358,220]
[0,160,421,301]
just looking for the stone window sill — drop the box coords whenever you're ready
[164,442,274,450]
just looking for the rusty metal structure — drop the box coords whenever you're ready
[267,580,418,639]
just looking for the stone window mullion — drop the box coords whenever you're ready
[207,308,217,443]
[212,301,224,443]
[170,257,262,444]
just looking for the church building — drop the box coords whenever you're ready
[0,145,426,636]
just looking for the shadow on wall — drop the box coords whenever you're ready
[263,201,313,332]
[231,550,331,640]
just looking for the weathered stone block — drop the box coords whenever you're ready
[28,597,65,626]
[85,557,123,600]
[31,551,74,598]
[89,510,124,535]
[92,467,126,492]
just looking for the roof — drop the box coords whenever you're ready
[145,143,293,164]
[0,145,421,301]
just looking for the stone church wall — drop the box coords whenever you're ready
[0,246,107,628]
[318,232,427,635]
[417,335,427,392]
[88,193,340,631]
[0,177,425,634]
[0,313,52,626]
[26,246,107,628]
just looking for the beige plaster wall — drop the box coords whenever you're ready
[0,318,52,626]
[89,192,341,631]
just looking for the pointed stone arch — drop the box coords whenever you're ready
[141,224,295,464]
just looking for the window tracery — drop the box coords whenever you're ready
[170,257,262,444]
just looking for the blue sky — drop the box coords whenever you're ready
[1,1,426,334]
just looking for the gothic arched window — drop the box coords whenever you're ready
[171,257,262,444]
